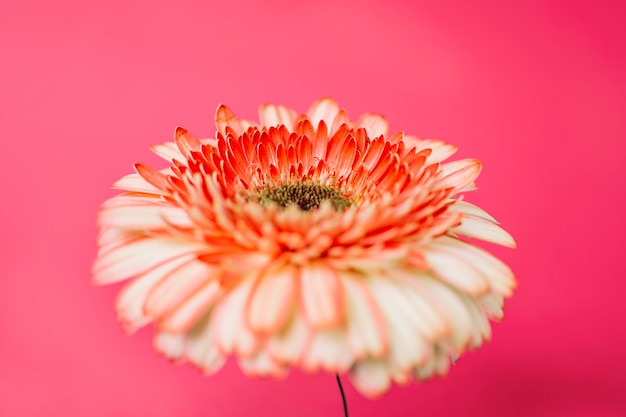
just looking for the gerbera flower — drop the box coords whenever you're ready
[92,98,516,398]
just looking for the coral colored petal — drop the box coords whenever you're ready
[160,280,222,333]
[246,264,297,333]
[301,328,353,373]
[422,248,491,296]
[448,200,499,223]
[215,104,242,137]
[307,97,340,127]
[134,163,170,191]
[150,141,184,161]
[267,313,310,364]
[343,274,387,359]
[453,217,517,248]
[354,113,389,138]
[92,238,206,285]
[413,277,476,349]
[116,255,196,333]
[112,173,164,195]
[144,260,216,321]
[212,276,259,357]
[405,136,458,163]
[349,360,391,399]
[239,350,288,378]
[185,322,227,375]
[98,202,193,230]
[436,159,482,192]
[259,104,297,130]
[174,127,202,159]
[429,236,516,296]
[395,270,450,339]
[330,109,349,135]
[367,277,432,367]
[153,332,185,361]
[299,263,344,329]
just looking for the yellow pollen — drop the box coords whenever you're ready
[256,182,351,211]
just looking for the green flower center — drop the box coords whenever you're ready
[256,182,351,211]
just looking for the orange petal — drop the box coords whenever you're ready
[111,173,164,195]
[92,238,206,285]
[150,141,184,161]
[354,113,389,138]
[435,159,482,192]
[343,273,387,359]
[134,163,170,191]
[300,328,353,373]
[267,313,310,364]
[115,255,196,333]
[307,97,340,127]
[246,263,297,333]
[349,360,391,399]
[259,104,297,130]
[453,216,517,248]
[174,127,202,159]
[185,321,227,374]
[159,280,223,333]
[215,104,242,137]
[299,263,344,329]
[143,260,215,320]
[422,247,491,296]
[212,276,259,357]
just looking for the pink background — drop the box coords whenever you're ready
[1,0,625,416]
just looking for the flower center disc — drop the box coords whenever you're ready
[256,182,351,211]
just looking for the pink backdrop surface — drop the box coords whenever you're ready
[1,0,625,416]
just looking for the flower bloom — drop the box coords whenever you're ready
[92,98,516,397]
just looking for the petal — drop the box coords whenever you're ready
[366,276,432,368]
[150,141,184,161]
[453,216,517,248]
[185,320,227,374]
[394,270,450,340]
[115,255,196,333]
[436,159,482,192]
[153,332,185,361]
[259,104,297,130]
[92,238,206,285]
[299,262,345,329]
[238,350,287,378]
[143,260,216,322]
[212,276,259,357]
[343,274,387,359]
[349,360,391,398]
[246,263,297,333]
[267,313,310,364]
[447,200,499,223]
[307,97,340,127]
[422,246,491,295]
[429,236,516,296]
[175,127,202,159]
[412,277,476,349]
[405,136,457,163]
[159,281,222,334]
[301,328,353,373]
[112,173,164,195]
[330,109,349,135]
[215,104,242,137]
[354,113,389,138]
[97,201,193,230]
[134,163,170,192]
[415,348,450,380]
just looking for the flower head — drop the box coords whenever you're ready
[92,98,516,397]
